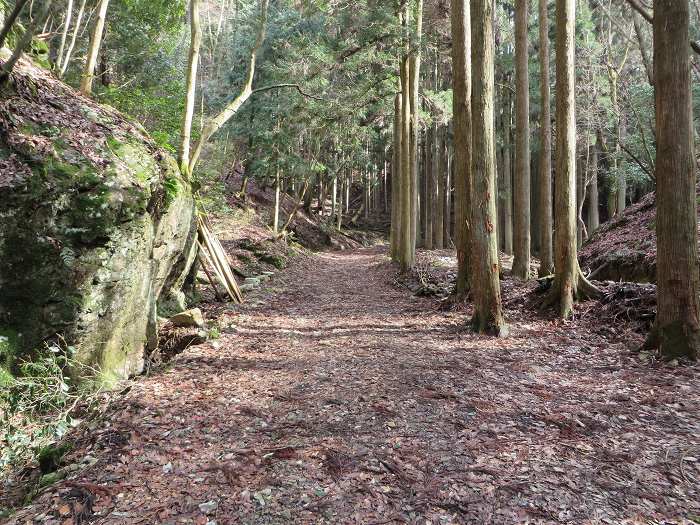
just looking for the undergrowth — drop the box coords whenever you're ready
[0,343,101,475]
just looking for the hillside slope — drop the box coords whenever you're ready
[579,187,700,283]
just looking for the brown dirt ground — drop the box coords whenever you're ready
[5,247,699,525]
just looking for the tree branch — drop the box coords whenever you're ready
[623,0,700,55]
[620,141,655,181]
[251,83,323,100]
[0,0,30,50]
[624,0,652,23]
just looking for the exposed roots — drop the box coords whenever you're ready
[471,311,509,337]
[540,269,602,318]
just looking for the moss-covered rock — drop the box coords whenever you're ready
[0,55,197,385]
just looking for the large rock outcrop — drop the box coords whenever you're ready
[0,52,197,384]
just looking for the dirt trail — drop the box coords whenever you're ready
[8,248,699,524]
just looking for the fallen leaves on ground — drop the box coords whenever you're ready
[6,247,698,524]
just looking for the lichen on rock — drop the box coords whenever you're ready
[0,55,197,385]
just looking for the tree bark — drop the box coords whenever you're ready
[544,0,600,318]
[391,93,402,260]
[588,140,600,233]
[424,125,434,249]
[451,0,472,297]
[273,167,281,234]
[59,0,86,78]
[470,0,507,336]
[502,88,514,255]
[434,126,445,249]
[399,42,414,271]
[512,0,531,279]
[179,0,202,176]
[444,146,452,246]
[80,0,110,96]
[538,0,554,276]
[409,0,423,253]
[55,0,73,72]
[648,0,700,360]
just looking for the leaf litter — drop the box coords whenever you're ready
[5,247,698,524]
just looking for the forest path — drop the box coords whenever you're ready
[9,247,699,524]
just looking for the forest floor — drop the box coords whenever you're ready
[5,247,699,525]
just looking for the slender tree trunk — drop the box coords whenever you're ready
[0,0,30,51]
[632,10,653,86]
[434,126,445,249]
[273,168,281,234]
[179,0,202,176]
[59,0,86,77]
[503,90,514,255]
[366,161,372,214]
[470,0,506,335]
[648,0,700,360]
[444,145,452,246]
[544,0,599,317]
[384,153,389,213]
[188,0,270,174]
[332,173,337,217]
[400,43,414,270]
[409,0,424,253]
[451,0,472,297]
[391,93,402,261]
[512,0,531,279]
[588,140,600,232]
[55,0,73,72]
[0,0,53,82]
[538,0,554,276]
[425,126,434,249]
[80,0,110,96]
[576,150,585,247]
[530,151,539,254]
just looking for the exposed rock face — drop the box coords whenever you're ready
[0,54,197,384]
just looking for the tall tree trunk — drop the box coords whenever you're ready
[452,0,474,295]
[80,0,110,96]
[425,126,434,249]
[470,0,506,335]
[55,0,73,73]
[179,0,202,176]
[273,167,281,234]
[538,0,554,276]
[632,10,653,86]
[530,151,539,253]
[648,0,700,360]
[332,173,338,218]
[544,0,599,318]
[434,126,445,249]
[188,0,270,174]
[391,94,402,260]
[444,146,452,245]
[512,0,531,279]
[400,44,414,270]
[59,0,86,78]
[503,90,514,255]
[409,0,423,253]
[576,150,585,247]
[588,140,600,232]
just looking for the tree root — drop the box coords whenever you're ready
[540,268,602,318]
